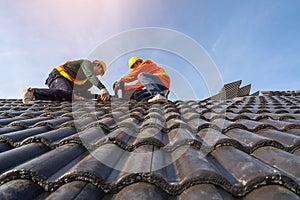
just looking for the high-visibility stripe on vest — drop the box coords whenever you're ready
[54,64,88,85]
[153,72,168,76]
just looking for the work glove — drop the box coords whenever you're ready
[99,88,110,102]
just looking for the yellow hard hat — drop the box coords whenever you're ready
[93,60,107,75]
[128,56,142,70]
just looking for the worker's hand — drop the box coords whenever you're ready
[113,81,120,91]
[99,88,110,102]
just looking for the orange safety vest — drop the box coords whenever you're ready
[54,62,88,85]
[120,60,170,90]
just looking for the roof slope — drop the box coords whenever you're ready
[0,95,300,199]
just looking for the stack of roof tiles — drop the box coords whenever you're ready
[0,94,300,199]
[208,80,259,100]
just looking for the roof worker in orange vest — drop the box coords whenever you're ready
[113,56,170,102]
[22,59,110,104]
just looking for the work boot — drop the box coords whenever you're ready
[22,88,35,104]
[148,94,167,103]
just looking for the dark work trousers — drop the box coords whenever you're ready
[33,74,93,101]
[133,72,167,101]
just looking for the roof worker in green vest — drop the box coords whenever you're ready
[113,56,170,102]
[22,59,110,104]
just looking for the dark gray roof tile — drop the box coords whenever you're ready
[73,116,101,131]
[0,111,24,117]
[187,118,210,130]
[76,127,107,147]
[2,127,51,143]
[0,180,45,200]
[42,181,105,200]
[197,128,241,150]
[64,144,119,183]
[253,146,300,180]
[171,146,223,182]
[256,129,300,150]
[244,185,300,200]
[20,126,78,147]
[0,116,29,126]
[111,182,167,200]
[287,129,300,137]
[259,119,299,130]
[141,115,165,130]
[166,118,193,131]
[33,117,72,128]
[228,107,252,114]
[211,118,241,132]
[195,107,209,114]
[133,127,164,148]
[179,184,235,200]
[1,144,87,183]
[223,112,241,120]
[0,143,49,173]
[8,117,53,127]
[0,126,24,134]
[284,118,300,126]
[165,111,181,121]
[90,116,117,129]
[180,111,200,121]
[113,145,153,175]
[264,113,298,120]
[234,119,266,131]
[117,117,141,130]
[225,128,275,151]
[211,146,289,194]
[202,112,220,120]
[0,143,12,153]
[166,128,198,150]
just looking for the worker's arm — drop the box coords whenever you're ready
[120,67,141,83]
[119,60,156,83]
[81,60,106,89]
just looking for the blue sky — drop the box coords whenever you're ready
[1,0,300,100]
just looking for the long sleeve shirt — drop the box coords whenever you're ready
[51,59,105,89]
